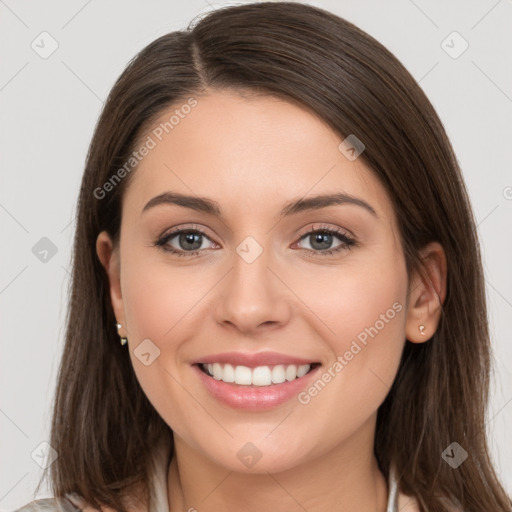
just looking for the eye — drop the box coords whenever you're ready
[154,226,216,257]
[153,224,356,258]
[294,225,356,256]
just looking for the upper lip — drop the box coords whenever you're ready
[192,351,319,368]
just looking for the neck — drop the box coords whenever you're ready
[167,417,388,512]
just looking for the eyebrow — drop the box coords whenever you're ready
[141,191,378,219]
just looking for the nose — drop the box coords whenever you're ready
[214,245,292,336]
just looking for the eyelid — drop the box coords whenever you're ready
[292,224,356,254]
[295,222,355,240]
[158,222,354,242]
[153,224,218,256]
[159,223,216,242]
[154,222,356,256]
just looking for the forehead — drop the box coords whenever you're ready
[123,89,393,222]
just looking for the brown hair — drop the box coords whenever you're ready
[36,2,511,511]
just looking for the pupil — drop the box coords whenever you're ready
[180,232,201,250]
[311,232,332,250]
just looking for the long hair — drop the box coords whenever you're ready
[37,2,511,511]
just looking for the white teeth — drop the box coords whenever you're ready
[201,362,312,386]
[297,364,310,378]
[234,365,252,385]
[212,363,223,380]
[271,365,286,384]
[252,366,272,386]
[285,364,297,381]
[222,363,235,382]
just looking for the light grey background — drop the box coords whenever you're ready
[1,0,511,509]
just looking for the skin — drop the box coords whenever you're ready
[97,89,446,512]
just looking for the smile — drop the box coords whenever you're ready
[193,361,323,410]
[199,362,319,386]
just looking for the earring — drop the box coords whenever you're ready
[419,324,426,336]
[116,322,128,346]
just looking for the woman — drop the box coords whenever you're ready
[16,2,511,511]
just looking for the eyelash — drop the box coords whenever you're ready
[153,224,356,258]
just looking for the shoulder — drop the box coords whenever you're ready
[12,496,82,512]
[14,486,149,512]
[13,493,113,512]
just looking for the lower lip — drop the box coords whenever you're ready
[193,364,321,410]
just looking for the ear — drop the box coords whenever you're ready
[405,241,447,343]
[96,231,127,338]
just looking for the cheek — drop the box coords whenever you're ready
[294,250,408,428]
[120,254,206,434]
[331,273,406,358]
[292,245,407,355]
[121,248,202,342]
[334,254,407,375]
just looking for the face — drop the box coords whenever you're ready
[98,89,412,474]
